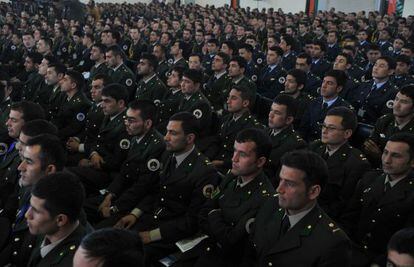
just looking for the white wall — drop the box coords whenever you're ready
[403,0,414,17]
[317,0,379,12]
[239,0,306,13]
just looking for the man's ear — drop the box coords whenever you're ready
[45,165,57,175]
[55,214,69,227]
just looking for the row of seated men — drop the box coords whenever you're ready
[0,61,414,266]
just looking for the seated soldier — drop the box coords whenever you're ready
[280,68,313,130]
[83,100,165,226]
[265,94,306,185]
[341,133,414,266]
[299,69,353,142]
[65,74,111,165]
[0,134,65,267]
[349,56,398,125]
[211,85,262,172]
[244,150,351,266]
[73,228,144,267]
[51,70,92,142]
[309,107,370,220]
[135,53,168,104]
[26,172,87,267]
[178,128,275,267]
[157,66,184,134]
[68,84,130,196]
[111,112,219,265]
[364,85,414,167]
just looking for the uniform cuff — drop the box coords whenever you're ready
[130,208,143,219]
[149,228,162,242]
[79,143,85,153]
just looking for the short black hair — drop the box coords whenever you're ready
[395,54,412,65]
[21,119,58,137]
[26,134,66,171]
[80,228,144,267]
[274,94,298,117]
[268,46,284,57]
[230,56,247,70]
[170,66,185,79]
[326,106,357,132]
[312,40,327,52]
[10,101,45,122]
[231,85,255,109]
[377,56,396,70]
[239,43,253,53]
[26,52,43,65]
[93,73,113,86]
[216,52,230,65]
[388,228,414,258]
[128,99,157,122]
[280,150,328,190]
[399,85,414,103]
[388,133,414,160]
[65,70,85,91]
[48,63,67,76]
[235,128,272,159]
[287,69,307,87]
[183,69,203,84]
[107,45,125,59]
[141,53,158,70]
[297,53,312,65]
[102,83,129,103]
[31,172,84,223]
[336,52,354,65]
[169,112,200,137]
[92,43,107,54]
[324,69,347,88]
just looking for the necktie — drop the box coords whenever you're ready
[323,151,330,161]
[169,156,177,174]
[321,102,328,113]
[280,215,291,237]
[384,181,391,193]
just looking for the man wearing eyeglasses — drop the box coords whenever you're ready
[309,106,370,221]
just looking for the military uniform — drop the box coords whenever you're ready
[349,80,398,125]
[21,71,44,101]
[298,96,353,141]
[0,150,20,214]
[53,36,71,65]
[214,111,263,170]
[135,74,168,104]
[326,43,341,63]
[178,91,213,135]
[245,198,351,267]
[203,72,232,114]
[87,62,109,85]
[264,126,306,184]
[73,47,94,74]
[281,52,296,71]
[68,110,130,194]
[86,128,165,225]
[156,88,182,134]
[128,149,219,264]
[245,60,261,84]
[156,59,171,84]
[310,58,331,80]
[27,224,87,267]
[391,74,414,87]
[32,81,53,116]
[257,64,287,99]
[369,113,414,152]
[309,141,371,220]
[348,65,365,81]
[340,77,360,102]
[46,85,65,122]
[128,40,148,62]
[304,71,322,97]
[202,54,216,76]
[377,40,394,57]
[68,42,85,68]
[340,171,414,266]
[51,90,92,142]
[108,63,137,100]
[179,171,275,267]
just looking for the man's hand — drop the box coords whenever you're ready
[363,139,382,155]
[211,160,224,167]
[139,231,152,244]
[90,153,104,169]
[114,214,137,229]
[66,137,80,152]
[98,194,113,217]
[78,159,91,167]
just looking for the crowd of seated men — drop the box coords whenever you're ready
[0,1,414,266]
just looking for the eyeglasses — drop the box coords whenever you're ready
[319,123,345,132]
